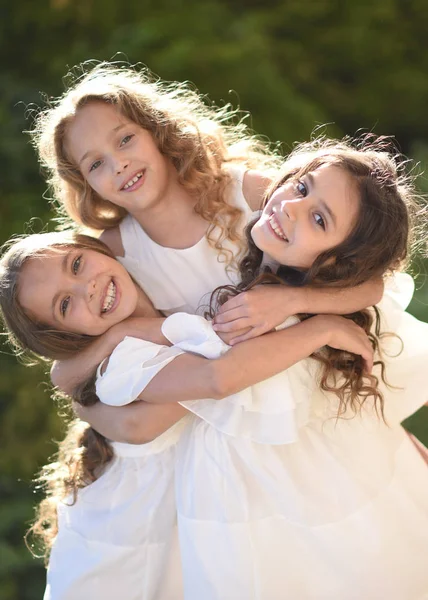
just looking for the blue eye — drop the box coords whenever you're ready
[120,134,134,147]
[314,213,326,230]
[89,160,102,172]
[60,296,70,317]
[72,255,82,274]
[296,180,308,196]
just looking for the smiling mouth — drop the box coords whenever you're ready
[269,214,288,241]
[101,280,117,314]
[121,171,144,191]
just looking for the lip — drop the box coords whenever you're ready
[268,212,289,242]
[120,169,146,192]
[100,278,120,316]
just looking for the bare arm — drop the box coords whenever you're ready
[52,317,168,394]
[75,401,188,444]
[77,314,372,443]
[213,277,384,343]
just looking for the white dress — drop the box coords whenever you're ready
[113,164,428,597]
[96,313,428,600]
[44,344,189,600]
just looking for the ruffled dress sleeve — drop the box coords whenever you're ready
[373,271,428,424]
[95,337,185,407]
[162,313,313,445]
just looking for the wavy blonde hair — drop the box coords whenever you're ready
[31,61,282,265]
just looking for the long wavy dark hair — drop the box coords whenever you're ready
[212,136,424,418]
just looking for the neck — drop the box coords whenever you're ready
[132,287,161,318]
[128,161,209,249]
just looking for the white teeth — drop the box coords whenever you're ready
[102,281,116,313]
[269,214,288,241]
[123,172,143,190]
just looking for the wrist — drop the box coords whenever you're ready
[289,286,310,315]
[303,315,330,348]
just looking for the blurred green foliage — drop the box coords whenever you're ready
[1,1,427,598]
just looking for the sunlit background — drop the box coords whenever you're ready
[1,1,427,597]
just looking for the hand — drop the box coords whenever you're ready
[313,314,374,372]
[212,286,306,344]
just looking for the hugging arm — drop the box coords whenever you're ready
[76,314,373,443]
[52,317,168,394]
[213,277,384,343]
[75,400,188,445]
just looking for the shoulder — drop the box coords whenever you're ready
[242,170,272,211]
[100,226,125,257]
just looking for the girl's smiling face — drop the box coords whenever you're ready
[251,164,360,268]
[65,101,176,214]
[18,247,138,335]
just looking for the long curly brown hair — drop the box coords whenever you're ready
[213,136,425,418]
[31,61,282,266]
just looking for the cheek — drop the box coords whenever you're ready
[250,222,266,249]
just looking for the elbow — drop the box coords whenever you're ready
[120,413,154,445]
[119,408,166,445]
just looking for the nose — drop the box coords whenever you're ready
[280,198,300,221]
[87,279,97,300]
[112,154,129,175]
[73,278,97,301]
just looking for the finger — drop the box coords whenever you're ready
[360,343,374,372]
[213,317,252,333]
[217,295,244,314]
[214,307,249,324]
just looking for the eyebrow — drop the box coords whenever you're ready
[51,253,69,321]
[78,124,127,166]
[306,172,337,227]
